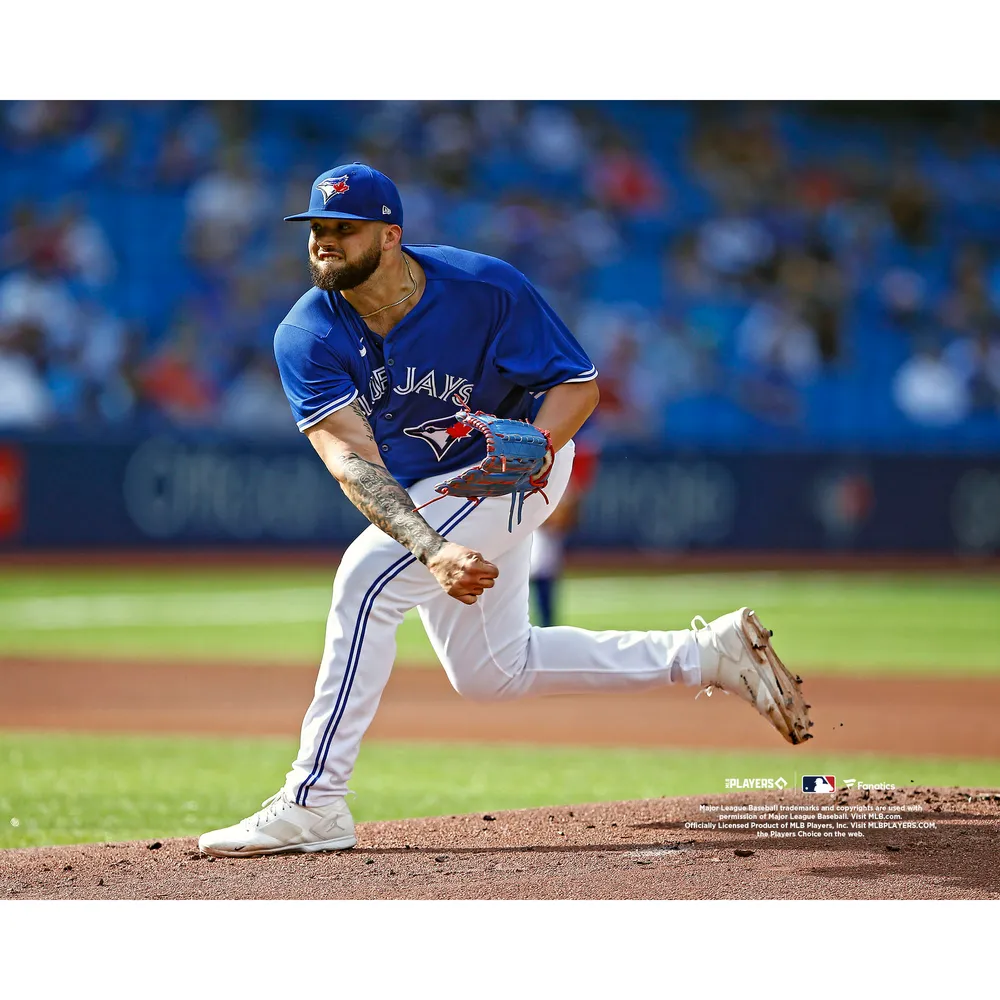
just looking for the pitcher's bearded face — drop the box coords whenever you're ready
[308,220,383,291]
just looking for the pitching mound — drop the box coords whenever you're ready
[3,786,998,900]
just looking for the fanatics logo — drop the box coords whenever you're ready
[316,175,351,203]
[802,775,836,793]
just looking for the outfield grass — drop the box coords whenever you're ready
[1,567,999,675]
[1,730,998,850]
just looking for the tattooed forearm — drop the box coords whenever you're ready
[338,453,445,563]
[348,401,376,444]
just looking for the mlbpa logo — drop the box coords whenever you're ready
[316,175,350,203]
[802,775,836,793]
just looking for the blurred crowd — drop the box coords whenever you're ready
[2,99,1000,448]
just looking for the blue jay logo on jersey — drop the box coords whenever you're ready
[316,175,350,203]
[403,416,472,462]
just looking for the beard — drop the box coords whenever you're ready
[309,238,383,292]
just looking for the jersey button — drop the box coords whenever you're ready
[387,359,395,367]
[381,444,390,452]
[384,412,393,420]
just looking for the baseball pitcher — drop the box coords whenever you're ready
[199,163,813,857]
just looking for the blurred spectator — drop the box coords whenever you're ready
[939,244,996,335]
[664,231,723,301]
[420,104,476,190]
[885,161,935,248]
[2,101,91,148]
[157,127,206,188]
[696,204,776,282]
[893,340,970,426]
[0,257,81,356]
[574,306,665,440]
[586,136,667,217]
[820,153,892,274]
[219,349,298,437]
[688,106,788,206]
[475,193,588,290]
[472,101,521,150]
[736,290,822,385]
[791,241,846,363]
[0,204,50,270]
[53,202,116,288]
[185,145,269,265]
[944,327,1000,414]
[77,299,129,388]
[568,205,623,267]
[523,104,588,174]
[0,322,52,428]
[879,266,928,331]
[135,318,216,427]
[0,99,999,448]
[56,115,128,181]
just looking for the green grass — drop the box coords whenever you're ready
[1,567,999,675]
[2,730,998,849]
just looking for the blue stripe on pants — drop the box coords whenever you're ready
[296,500,478,805]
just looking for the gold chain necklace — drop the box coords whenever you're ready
[357,255,417,320]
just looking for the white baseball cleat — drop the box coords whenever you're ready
[198,789,357,858]
[691,607,813,745]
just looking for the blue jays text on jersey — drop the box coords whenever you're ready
[273,245,597,488]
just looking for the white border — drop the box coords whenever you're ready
[0,900,995,995]
[2,3,998,989]
[3,2,1000,98]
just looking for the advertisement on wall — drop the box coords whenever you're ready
[0,445,23,541]
[4,437,999,553]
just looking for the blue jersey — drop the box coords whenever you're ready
[273,245,597,487]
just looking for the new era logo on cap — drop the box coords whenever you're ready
[802,775,836,793]
[382,205,392,215]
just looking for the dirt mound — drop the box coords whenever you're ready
[3,786,998,900]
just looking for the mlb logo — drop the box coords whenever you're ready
[802,775,836,793]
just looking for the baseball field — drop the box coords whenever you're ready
[2,558,999,899]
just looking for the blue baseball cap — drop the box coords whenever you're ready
[284,162,404,226]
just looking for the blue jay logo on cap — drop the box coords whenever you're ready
[316,175,351,204]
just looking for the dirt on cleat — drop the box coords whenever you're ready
[743,609,813,747]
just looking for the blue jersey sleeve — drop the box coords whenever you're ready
[273,322,359,432]
[491,277,597,392]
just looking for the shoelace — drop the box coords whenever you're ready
[690,614,728,701]
[240,789,356,830]
[240,791,286,830]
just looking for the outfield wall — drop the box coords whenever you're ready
[1,436,999,553]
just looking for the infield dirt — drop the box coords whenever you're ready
[4,656,1000,756]
[2,788,998,900]
[3,656,999,899]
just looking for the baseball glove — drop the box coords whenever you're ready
[416,409,555,531]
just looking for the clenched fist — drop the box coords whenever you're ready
[426,541,499,605]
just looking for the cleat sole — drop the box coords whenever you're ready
[741,609,814,746]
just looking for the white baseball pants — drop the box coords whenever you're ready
[285,440,705,806]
